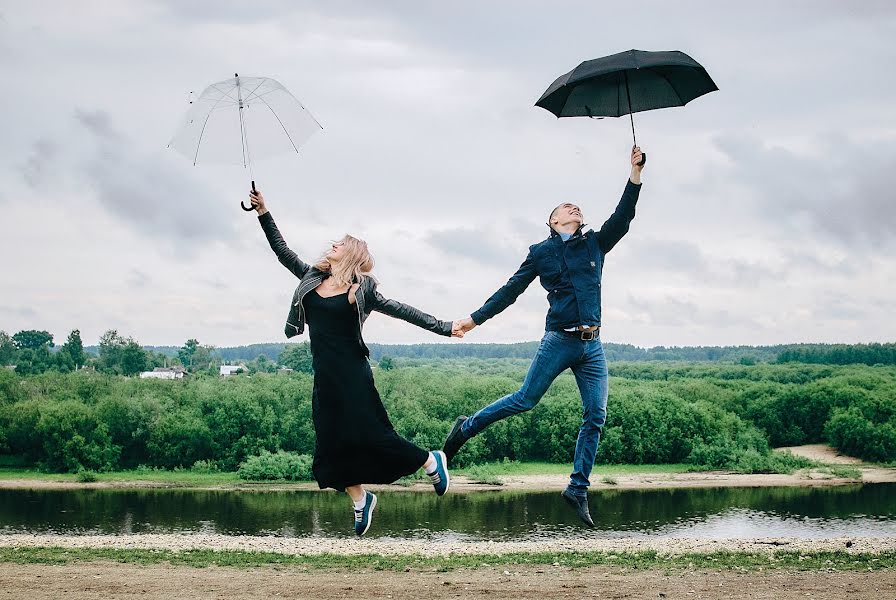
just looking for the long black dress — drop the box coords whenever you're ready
[304,289,428,491]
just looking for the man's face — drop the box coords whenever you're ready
[550,203,584,228]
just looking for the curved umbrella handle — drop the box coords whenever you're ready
[241,180,258,212]
[638,153,646,167]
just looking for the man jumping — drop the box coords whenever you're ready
[446,146,645,527]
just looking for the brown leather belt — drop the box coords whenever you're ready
[559,326,600,341]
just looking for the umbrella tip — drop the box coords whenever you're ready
[234,72,239,78]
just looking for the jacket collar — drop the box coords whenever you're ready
[548,224,587,241]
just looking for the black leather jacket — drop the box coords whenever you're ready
[258,212,452,353]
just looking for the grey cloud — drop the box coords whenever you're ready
[620,239,781,285]
[0,306,38,319]
[20,139,57,189]
[73,109,239,253]
[712,133,896,249]
[127,269,151,289]
[627,294,760,329]
[427,227,525,268]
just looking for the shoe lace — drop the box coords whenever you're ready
[427,472,441,485]
[354,509,363,523]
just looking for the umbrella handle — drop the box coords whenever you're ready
[638,153,646,167]
[241,180,257,212]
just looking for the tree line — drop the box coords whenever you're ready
[1,361,893,474]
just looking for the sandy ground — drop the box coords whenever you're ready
[1,449,891,494]
[1,562,894,599]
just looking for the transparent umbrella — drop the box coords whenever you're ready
[168,73,323,210]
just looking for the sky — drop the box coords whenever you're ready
[1,1,894,349]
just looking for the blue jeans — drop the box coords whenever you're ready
[462,331,608,496]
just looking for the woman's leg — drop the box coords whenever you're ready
[346,484,365,503]
[421,450,450,496]
[346,484,377,537]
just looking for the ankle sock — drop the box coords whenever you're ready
[424,452,438,475]
[352,496,366,510]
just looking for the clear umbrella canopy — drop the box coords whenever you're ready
[168,74,322,167]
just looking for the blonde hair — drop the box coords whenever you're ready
[314,234,375,286]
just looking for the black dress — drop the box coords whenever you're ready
[304,289,429,491]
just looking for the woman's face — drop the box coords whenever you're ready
[326,239,347,263]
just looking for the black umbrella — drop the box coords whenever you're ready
[535,49,718,165]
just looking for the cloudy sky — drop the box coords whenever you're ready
[1,1,894,349]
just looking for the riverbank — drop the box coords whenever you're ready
[1,446,892,493]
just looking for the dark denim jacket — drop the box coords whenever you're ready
[258,212,452,353]
[471,179,641,330]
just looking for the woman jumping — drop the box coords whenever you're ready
[250,189,458,536]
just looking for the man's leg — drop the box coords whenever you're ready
[463,331,575,438]
[567,338,609,496]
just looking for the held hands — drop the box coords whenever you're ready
[249,189,267,215]
[630,145,645,184]
[451,317,476,338]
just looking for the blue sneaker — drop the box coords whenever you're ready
[353,491,377,537]
[428,450,450,496]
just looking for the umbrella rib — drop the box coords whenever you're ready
[191,88,235,165]
[646,68,685,105]
[252,93,303,153]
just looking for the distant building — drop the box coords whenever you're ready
[139,367,187,380]
[4,365,16,371]
[277,367,294,375]
[220,365,244,377]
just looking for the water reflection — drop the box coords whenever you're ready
[3,484,895,541]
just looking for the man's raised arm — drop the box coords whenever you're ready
[596,145,644,254]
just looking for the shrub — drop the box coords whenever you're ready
[76,469,98,482]
[464,463,503,485]
[190,459,219,474]
[237,450,313,481]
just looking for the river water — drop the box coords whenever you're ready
[2,484,895,541]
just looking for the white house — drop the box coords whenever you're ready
[220,365,244,377]
[139,367,187,380]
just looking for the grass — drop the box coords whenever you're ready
[0,462,695,488]
[0,547,893,572]
[816,465,863,479]
[0,468,243,487]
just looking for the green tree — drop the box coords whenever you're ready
[120,340,148,376]
[191,344,220,372]
[12,330,54,351]
[247,354,277,374]
[14,348,53,375]
[378,356,395,370]
[0,331,17,365]
[178,338,199,369]
[60,329,85,369]
[278,343,313,373]
[98,330,126,374]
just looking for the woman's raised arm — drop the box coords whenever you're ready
[251,189,311,279]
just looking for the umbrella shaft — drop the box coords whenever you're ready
[623,71,637,147]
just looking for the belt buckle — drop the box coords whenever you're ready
[580,329,595,341]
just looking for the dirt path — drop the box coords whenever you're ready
[2,443,893,494]
[2,562,893,599]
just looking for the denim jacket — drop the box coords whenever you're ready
[471,179,641,331]
[258,212,452,354]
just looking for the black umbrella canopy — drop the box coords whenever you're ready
[536,49,718,118]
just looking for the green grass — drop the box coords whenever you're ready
[0,468,244,487]
[0,547,893,572]
[0,463,695,488]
